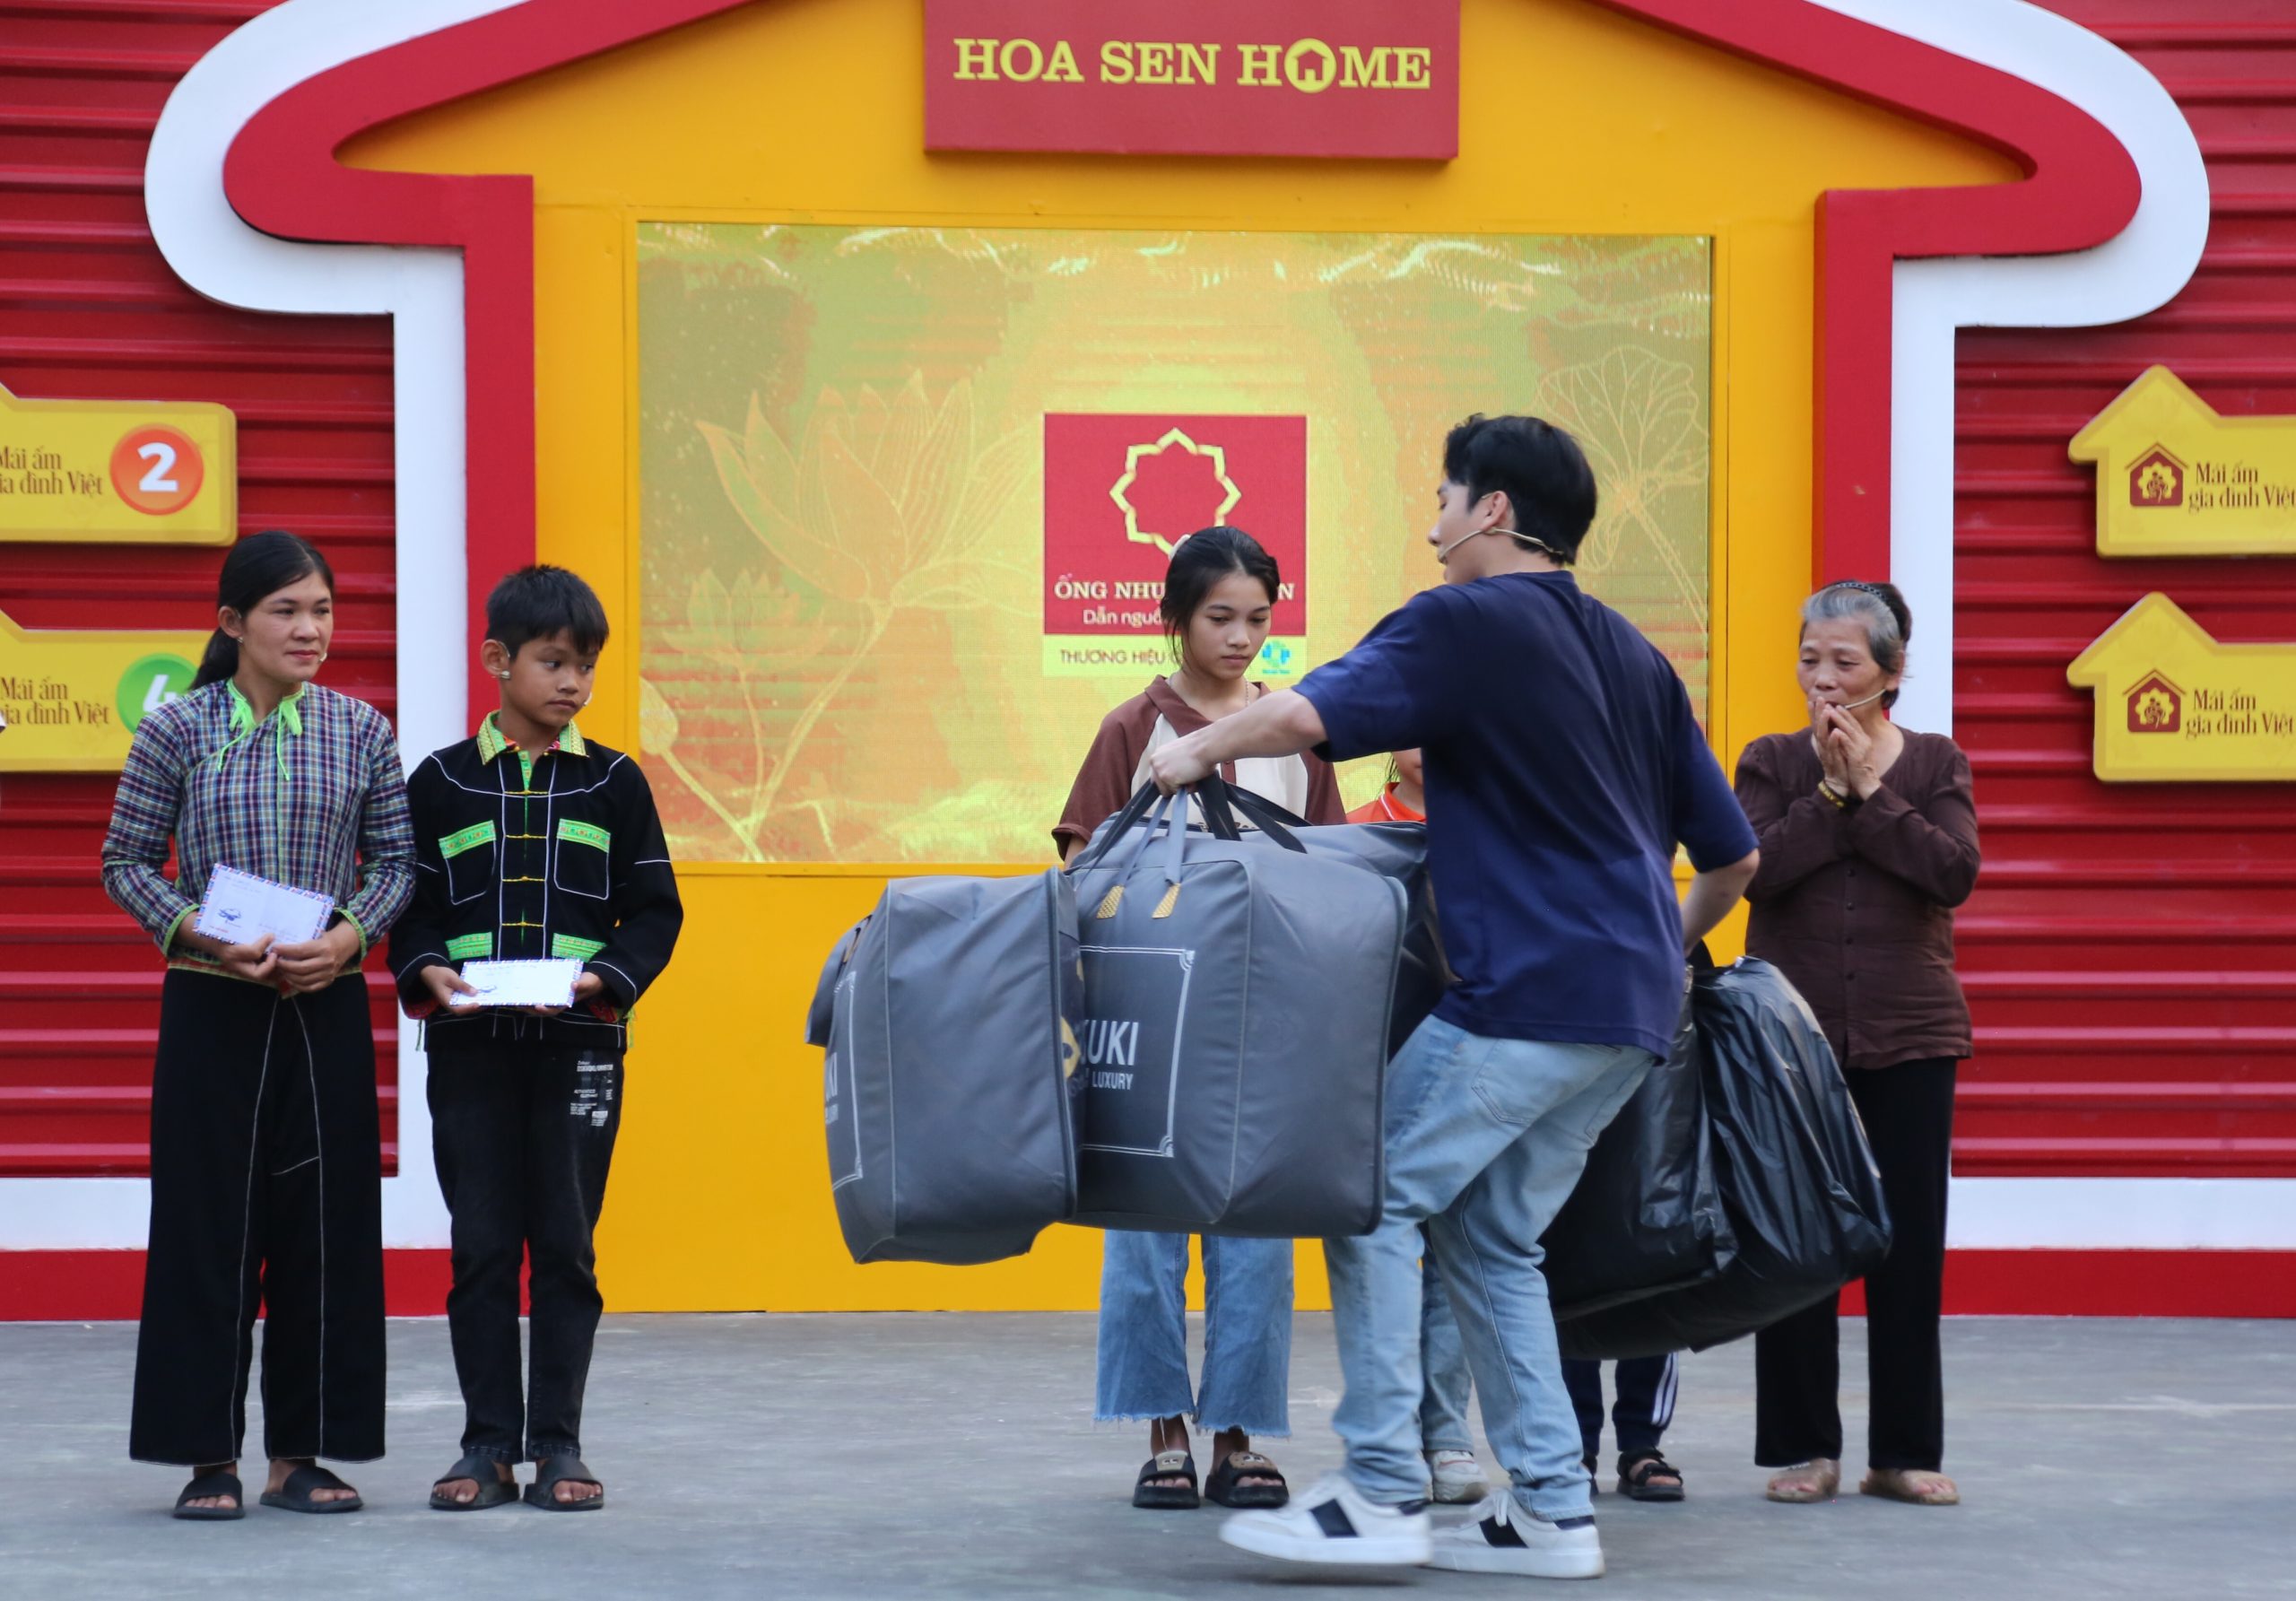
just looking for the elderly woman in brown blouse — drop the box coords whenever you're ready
[1734,579,1979,1510]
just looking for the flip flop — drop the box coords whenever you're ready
[259,1463,363,1514]
[1132,1449,1200,1510]
[1205,1449,1288,1509]
[1860,1468,1960,1506]
[1619,1451,1685,1502]
[173,1469,245,1521]
[1765,1460,1841,1503]
[525,1456,605,1511]
[430,1451,519,1510]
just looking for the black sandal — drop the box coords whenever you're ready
[525,1456,605,1511]
[430,1451,518,1510]
[1205,1449,1288,1509]
[1132,1449,1200,1510]
[173,1469,245,1521]
[1620,1451,1685,1502]
[259,1463,363,1514]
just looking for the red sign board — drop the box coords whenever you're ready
[926,0,1458,161]
[1043,413,1309,677]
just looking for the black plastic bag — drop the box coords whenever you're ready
[1541,975,1735,1320]
[1557,958,1892,1360]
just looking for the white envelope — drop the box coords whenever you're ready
[194,864,335,948]
[448,958,584,1010]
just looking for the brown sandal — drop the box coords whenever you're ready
[1860,1468,1959,1506]
[1764,1459,1840,1503]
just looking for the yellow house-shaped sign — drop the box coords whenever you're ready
[2071,367,2296,557]
[2067,593,2296,781]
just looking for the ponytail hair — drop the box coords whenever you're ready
[193,529,336,691]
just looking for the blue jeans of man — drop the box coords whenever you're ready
[1418,1226,1475,1455]
[1326,1015,1656,1523]
[1095,1231,1292,1436]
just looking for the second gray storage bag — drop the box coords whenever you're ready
[1066,785,1408,1239]
[804,869,1083,1266]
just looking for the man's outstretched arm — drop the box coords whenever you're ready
[1679,848,1759,955]
[1148,690,1329,793]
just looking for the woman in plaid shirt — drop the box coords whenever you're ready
[100,531,415,1520]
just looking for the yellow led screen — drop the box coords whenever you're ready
[637,223,1710,865]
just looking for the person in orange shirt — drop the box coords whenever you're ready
[1346,748,1427,826]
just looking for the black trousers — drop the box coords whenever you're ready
[131,970,386,1466]
[1754,1057,1957,1473]
[427,1041,624,1463]
[1563,1353,1678,1465]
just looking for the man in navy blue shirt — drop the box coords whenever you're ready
[1149,414,1759,1578]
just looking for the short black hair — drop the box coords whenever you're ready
[1160,526,1280,662]
[484,564,610,658]
[1441,414,1599,565]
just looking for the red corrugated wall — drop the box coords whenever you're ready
[0,0,400,1178]
[1952,0,2296,1179]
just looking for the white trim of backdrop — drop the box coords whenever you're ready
[3,0,2282,1256]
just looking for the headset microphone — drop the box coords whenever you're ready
[1435,525,1490,564]
[1438,522,1570,565]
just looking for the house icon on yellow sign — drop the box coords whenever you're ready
[2125,669,2181,734]
[2127,444,2184,509]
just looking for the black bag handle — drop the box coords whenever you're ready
[1070,774,1310,879]
[1071,785,1193,885]
[1195,774,1308,855]
[1069,782,1166,873]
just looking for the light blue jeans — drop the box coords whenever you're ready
[1326,1015,1656,1522]
[1419,1226,1476,1455]
[1095,1231,1293,1436]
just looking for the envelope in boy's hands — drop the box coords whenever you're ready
[448,958,585,1010]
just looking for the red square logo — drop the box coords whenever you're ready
[1043,413,1308,643]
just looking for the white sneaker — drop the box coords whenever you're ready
[1428,1449,1492,1504]
[1219,1474,1433,1567]
[1428,1492,1605,1579]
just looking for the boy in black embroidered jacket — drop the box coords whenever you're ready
[389,565,682,1513]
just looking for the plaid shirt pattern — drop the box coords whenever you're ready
[101,679,417,973]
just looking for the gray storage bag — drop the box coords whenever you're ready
[1067,784,1408,1239]
[804,870,1083,1266]
[1196,779,1448,1055]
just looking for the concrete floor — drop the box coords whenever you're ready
[2,1313,2292,1599]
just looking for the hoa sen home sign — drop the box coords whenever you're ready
[924,0,1459,159]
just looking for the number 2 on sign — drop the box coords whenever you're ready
[109,425,204,516]
[137,442,178,495]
